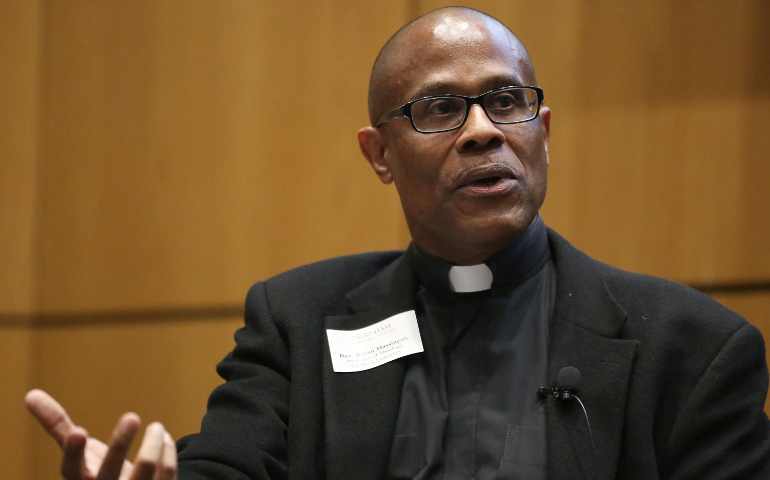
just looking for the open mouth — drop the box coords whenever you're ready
[470,176,504,186]
[455,163,517,196]
[460,175,515,195]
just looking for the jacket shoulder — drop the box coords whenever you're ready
[244,250,405,314]
[267,250,404,287]
[547,228,748,333]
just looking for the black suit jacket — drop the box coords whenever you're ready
[177,229,770,479]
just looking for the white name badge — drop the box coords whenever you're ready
[326,310,424,373]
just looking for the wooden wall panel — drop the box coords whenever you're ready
[709,292,770,413]
[0,2,42,478]
[0,327,35,480]
[30,316,243,479]
[37,1,410,314]
[0,1,41,314]
[417,0,770,285]
[12,2,770,478]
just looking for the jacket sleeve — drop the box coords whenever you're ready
[666,322,770,479]
[176,281,291,480]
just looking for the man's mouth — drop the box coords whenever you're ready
[457,165,517,196]
[461,176,515,195]
[471,176,505,187]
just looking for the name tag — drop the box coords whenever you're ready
[326,310,424,373]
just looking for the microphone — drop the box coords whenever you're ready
[538,366,581,400]
[538,367,598,480]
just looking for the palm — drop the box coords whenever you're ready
[82,437,134,480]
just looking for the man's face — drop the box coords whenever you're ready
[360,16,551,265]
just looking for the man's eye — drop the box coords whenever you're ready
[489,93,520,110]
[425,99,459,116]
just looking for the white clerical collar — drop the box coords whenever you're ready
[448,264,493,293]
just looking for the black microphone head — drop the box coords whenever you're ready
[557,366,582,391]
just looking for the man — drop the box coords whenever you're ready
[26,7,770,480]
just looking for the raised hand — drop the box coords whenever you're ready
[24,389,177,480]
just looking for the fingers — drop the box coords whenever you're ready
[156,433,177,480]
[60,426,88,480]
[96,412,141,480]
[129,423,177,480]
[24,389,76,447]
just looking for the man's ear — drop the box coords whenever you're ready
[358,126,393,184]
[540,106,551,166]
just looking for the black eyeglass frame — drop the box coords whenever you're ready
[375,85,545,134]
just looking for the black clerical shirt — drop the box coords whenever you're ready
[385,216,555,480]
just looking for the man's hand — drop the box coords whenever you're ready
[24,389,177,480]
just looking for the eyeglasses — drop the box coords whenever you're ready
[375,86,544,134]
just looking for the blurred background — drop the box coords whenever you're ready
[2,1,768,477]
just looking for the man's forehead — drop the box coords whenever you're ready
[430,16,488,44]
[391,20,532,98]
[427,14,518,50]
[395,14,521,60]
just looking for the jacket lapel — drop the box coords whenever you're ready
[545,230,639,480]
[322,253,418,480]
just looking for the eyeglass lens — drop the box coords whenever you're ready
[410,87,538,133]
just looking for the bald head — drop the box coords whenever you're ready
[367,7,536,125]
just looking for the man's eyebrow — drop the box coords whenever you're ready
[411,75,527,99]
[413,82,460,98]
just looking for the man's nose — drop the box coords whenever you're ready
[456,104,506,151]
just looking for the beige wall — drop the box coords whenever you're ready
[1,1,42,478]
[36,1,409,314]
[0,2,40,315]
[2,1,769,478]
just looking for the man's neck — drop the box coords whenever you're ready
[407,214,549,293]
[411,215,542,266]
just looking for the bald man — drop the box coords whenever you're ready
[27,7,770,480]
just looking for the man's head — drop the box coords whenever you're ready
[358,7,551,265]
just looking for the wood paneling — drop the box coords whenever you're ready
[0,327,35,480]
[418,0,770,285]
[0,1,41,315]
[8,2,770,478]
[36,1,410,314]
[29,316,243,479]
[0,2,42,477]
[709,292,770,413]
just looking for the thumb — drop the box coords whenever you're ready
[25,389,77,447]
